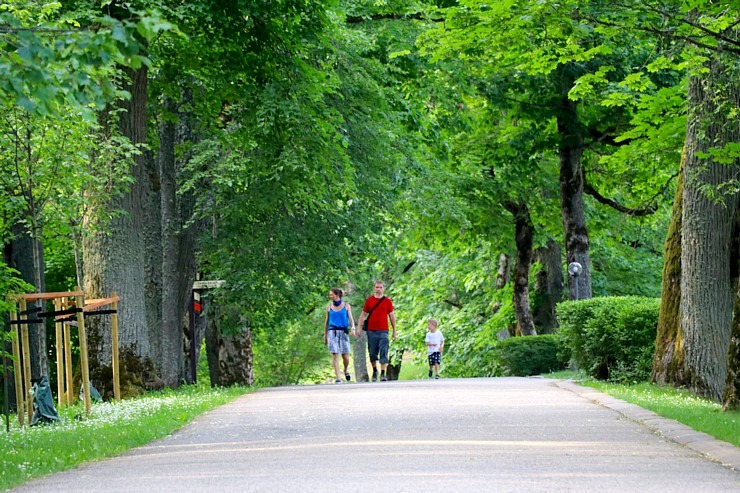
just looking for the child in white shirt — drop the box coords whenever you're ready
[425,318,444,379]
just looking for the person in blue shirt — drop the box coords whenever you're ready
[324,288,357,383]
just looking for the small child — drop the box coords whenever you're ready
[425,318,444,379]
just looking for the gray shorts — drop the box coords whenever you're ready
[327,330,350,354]
[366,330,389,364]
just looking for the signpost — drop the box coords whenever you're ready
[189,280,224,383]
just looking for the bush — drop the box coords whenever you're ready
[495,334,566,376]
[556,296,659,382]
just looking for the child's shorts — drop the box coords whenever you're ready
[428,352,441,366]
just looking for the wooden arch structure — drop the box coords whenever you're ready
[6,289,120,426]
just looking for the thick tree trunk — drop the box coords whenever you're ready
[532,238,563,334]
[216,321,254,387]
[83,66,163,393]
[8,226,46,379]
[558,97,592,300]
[725,283,740,410]
[352,333,369,382]
[652,153,685,385]
[158,96,186,387]
[504,201,536,336]
[680,53,740,401]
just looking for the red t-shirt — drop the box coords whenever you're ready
[363,296,394,331]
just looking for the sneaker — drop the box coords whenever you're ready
[345,373,351,382]
[380,375,388,382]
[371,369,378,382]
[435,375,440,379]
[335,378,342,384]
[428,370,433,378]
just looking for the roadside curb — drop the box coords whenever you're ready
[553,379,740,472]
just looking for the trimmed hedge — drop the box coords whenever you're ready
[495,334,566,376]
[556,296,659,382]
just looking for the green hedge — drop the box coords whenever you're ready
[556,296,659,382]
[495,334,566,376]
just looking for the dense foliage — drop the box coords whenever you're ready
[557,297,660,383]
[1,1,736,407]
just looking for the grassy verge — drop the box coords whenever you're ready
[546,370,740,447]
[0,385,249,491]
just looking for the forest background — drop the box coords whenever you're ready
[1,1,738,411]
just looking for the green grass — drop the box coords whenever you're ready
[546,370,740,447]
[0,384,249,491]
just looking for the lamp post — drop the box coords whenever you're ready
[567,262,583,300]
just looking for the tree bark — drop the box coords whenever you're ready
[8,226,47,379]
[532,238,563,334]
[215,317,254,387]
[83,66,161,392]
[652,152,685,385]
[680,52,740,401]
[725,282,740,410]
[558,95,592,300]
[158,96,187,386]
[352,332,369,382]
[504,200,537,336]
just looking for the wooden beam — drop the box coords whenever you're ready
[9,308,24,426]
[83,296,121,312]
[11,291,85,301]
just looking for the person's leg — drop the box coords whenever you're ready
[332,353,342,382]
[342,353,351,381]
[428,354,434,378]
[378,332,390,381]
[367,332,380,381]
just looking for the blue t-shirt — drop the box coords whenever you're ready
[328,304,349,328]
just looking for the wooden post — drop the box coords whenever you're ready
[9,306,24,426]
[75,289,91,415]
[62,297,73,406]
[54,298,64,408]
[111,291,120,401]
[18,299,32,423]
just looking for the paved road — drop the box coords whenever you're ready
[13,378,740,492]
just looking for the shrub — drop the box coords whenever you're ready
[495,334,566,376]
[556,296,659,382]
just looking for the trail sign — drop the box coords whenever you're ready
[192,280,224,290]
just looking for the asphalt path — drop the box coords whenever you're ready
[13,377,740,492]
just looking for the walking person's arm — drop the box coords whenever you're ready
[357,311,368,337]
[324,306,330,346]
[389,311,397,341]
[347,304,357,337]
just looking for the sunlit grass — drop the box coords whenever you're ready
[546,370,740,447]
[0,385,249,491]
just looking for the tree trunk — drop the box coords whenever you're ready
[725,282,740,410]
[216,321,254,387]
[504,200,536,336]
[83,66,162,392]
[204,308,220,387]
[158,96,186,387]
[496,253,510,290]
[652,152,685,385]
[532,238,563,334]
[680,53,740,401]
[352,332,369,382]
[8,226,47,379]
[557,96,592,300]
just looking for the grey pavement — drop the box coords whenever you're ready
[12,377,740,492]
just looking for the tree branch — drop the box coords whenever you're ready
[345,12,443,24]
[583,170,679,216]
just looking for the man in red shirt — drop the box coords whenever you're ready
[357,280,397,382]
